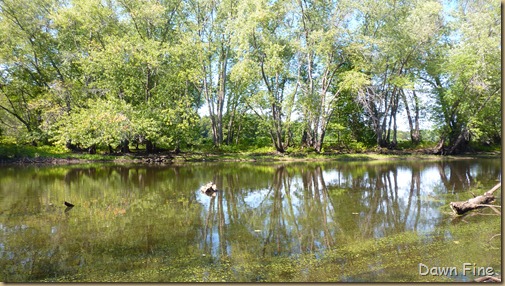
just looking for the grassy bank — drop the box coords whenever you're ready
[0,142,500,165]
[0,143,116,164]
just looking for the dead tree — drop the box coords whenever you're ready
[449,183,501,215]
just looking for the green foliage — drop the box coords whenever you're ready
[425,0,501,151]
[51,99,132,149]
[0,0,500,153]
[339,70,371,92]
[0,142,63,159]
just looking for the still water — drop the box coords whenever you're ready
[0,158,501,282]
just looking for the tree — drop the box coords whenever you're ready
[294,0,357,153]
[0,0,63,143]
[352,0,444,148]
[50,0,200,152]
[230,0,296,153]
[425,0,501,154]
[0,0,499,154]
[52,98,133,153]
[185,0,238,147]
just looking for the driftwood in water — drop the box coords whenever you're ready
[474,275,501,282]
[449,183,501,215]
[200,182,218,197]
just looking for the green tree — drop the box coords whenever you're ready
[230,0,296,153]
[49,0,200,152]
[184,0,238,147]
[0,0,63,143]
[351,0,444,148]
[0,0,500,155]
[52,98,136,153]
[294,0,365,153]
[424,0,501,154]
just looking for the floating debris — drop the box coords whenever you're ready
[64,201,75,207]
[200,182,218,197]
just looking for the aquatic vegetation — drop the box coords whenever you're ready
[0,160,500,282]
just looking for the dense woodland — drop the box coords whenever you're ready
[0,0,501,155]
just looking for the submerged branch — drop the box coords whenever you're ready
[449,183,501,215]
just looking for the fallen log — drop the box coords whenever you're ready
[449,183,501,215]
[474,275,501,282]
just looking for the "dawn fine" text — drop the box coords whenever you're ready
[419,263,495,276]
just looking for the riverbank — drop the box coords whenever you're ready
[0,143,500,165]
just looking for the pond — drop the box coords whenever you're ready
[0,158,501,282]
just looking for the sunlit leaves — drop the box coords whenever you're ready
[52,98,134,148]
[51,0,120,50]
[431,0,501,146]
[230,58,258,84]
[401,1,443,45]
[0,0,500,151]
[388,74,415,90]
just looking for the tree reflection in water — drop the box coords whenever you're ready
[195,159,501,259]
[0,158,500,281]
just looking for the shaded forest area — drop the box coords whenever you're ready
[0,0,501,156]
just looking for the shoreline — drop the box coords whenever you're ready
[0,149,500,166]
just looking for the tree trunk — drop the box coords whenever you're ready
[226,109,235,145]
[433,138,445,155]
[271,130,285,153]
[301,128,313,148]
[66,140,79,152]
[314,129,325,153]
[145,140,154,154]
[235,119,242,145]
[120,139,130,153]
[216,44,228,146]
[203,65,218,146]
[446,127,470,155]
[411,91,421,144]
[391,97,398,148]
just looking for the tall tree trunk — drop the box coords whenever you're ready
[215,43,228,146]
[412,91,421,144]
[226,106,235,145]
[401,89,421,145]
[391,91,399,148]
[202,64,218,145]
[314,129,326,153]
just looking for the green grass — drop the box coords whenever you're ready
[0,142,116,162]
[0,143,62,158]
[0,138,500,164]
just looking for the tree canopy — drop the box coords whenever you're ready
[0,0,500,154]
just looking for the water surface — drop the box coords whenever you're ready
[0,158,501,282]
